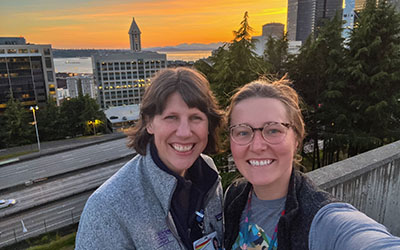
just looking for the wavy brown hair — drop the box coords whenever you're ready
[126,67,224,155]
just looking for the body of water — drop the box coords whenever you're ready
[54,50,212,73]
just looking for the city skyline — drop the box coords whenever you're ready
[0,0,287,49]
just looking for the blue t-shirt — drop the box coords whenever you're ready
[309,202,400,250]
[232,192,286,250]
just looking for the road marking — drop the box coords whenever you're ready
[57,207,75,215]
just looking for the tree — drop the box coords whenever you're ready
[0,114,6,149]
[37,97,62,141]
[288,13,346,169]
[59,95,106,137]
[201,12,265,107]
[346,0,400,155]
[263,33,289,78]
[3,96,34,147]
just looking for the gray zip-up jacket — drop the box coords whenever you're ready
[75,145,223,250]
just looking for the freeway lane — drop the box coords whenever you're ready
[0,160,126,218]
[0,191,92,248]
[0,138,134,190]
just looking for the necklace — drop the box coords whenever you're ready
[244,188,285,250]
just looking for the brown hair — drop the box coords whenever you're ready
[226,77,305,163]
[126,67,224,155]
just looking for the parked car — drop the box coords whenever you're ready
[0,199,17,209]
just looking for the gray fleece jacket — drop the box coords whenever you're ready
[75,145,223,250]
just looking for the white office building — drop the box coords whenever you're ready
[66,75,97,99]
[93,17,167,109]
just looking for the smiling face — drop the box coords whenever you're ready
[230,97,298,200]
[146,92,209,176]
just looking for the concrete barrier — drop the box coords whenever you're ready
[307,140,400,236]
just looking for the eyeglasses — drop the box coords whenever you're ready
[229,122,292,146]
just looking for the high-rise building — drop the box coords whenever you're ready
[93,51,166,109]
[129,18,142,52]
[252,23,301,56]
[0,38,57,112]
[287,0,343,43]
[93,17,167,109]
[252,23,285,56]
[66,75,97,99]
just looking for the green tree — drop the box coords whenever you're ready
[263,33,289,78]
[60,95,106,137]
[346,0,400,155]
[203,11,265,107]
[288,13,346,169]
[3,96,34,146]
[0,114,6,149]
[37,97,62,141]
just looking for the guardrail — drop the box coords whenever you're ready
[307,140,400,236]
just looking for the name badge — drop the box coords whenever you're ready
[193,231,221,250]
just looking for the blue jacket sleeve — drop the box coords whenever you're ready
[75,192,135,250]
[309,202,400,250]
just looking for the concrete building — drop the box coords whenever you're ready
[129,18,141,52]
[104,104,140,132]
[252,23,302,56]
[66,75,97,99]
[0,38,57,112]
[287,0,343,43]
[342,0,400,41]
[93,17,167,109]
[252,23,285,55]
[93,51,166,109]
[0,37,26,45]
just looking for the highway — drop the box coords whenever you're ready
[0,191,92,248]
[0,161,126,218]
[0,138,134,190]
[0,137,136,248]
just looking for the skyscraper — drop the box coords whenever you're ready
[0,38,57,112]
[94,18,166,109]
[287,0,343,43]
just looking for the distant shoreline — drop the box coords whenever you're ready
[52,48,214,58]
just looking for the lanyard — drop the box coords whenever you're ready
[244,188,285,250]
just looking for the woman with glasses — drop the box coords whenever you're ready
[224,78,400,250]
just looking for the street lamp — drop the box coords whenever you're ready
[29,106,41,152]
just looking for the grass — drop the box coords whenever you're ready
[0,150,38,161]
[2,225,77,250]
[26,233,76,250]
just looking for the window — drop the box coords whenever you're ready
[0,49,4,54]
[30,49,39,53]
[44,48,50,55]
[47,71,54,82]
[18,49,28,53]
[45,57,52,68]
[7,49,17,54]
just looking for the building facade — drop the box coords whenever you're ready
[0,38,57,112]
[93,51,166,109]
[252,23,285,55]
[93,17,167,109]
[287,0,343,43]
[66,75,97,99]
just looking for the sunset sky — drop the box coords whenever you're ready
[0,0,287,49]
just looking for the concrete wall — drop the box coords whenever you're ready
[306,140,400,236]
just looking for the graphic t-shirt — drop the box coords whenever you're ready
[232,193,286,250]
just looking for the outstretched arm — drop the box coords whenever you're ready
[309,203,400,250]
